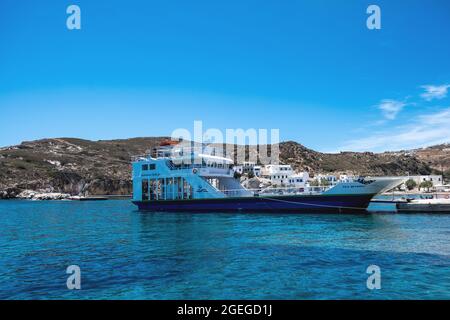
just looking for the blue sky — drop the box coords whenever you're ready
[1,0,449,152]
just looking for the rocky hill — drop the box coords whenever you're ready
[279,141,433,176]
[411,143,450,173]
[0,137,446,198]
[0,137,165,198]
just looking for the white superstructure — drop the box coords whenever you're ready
[132,141,252,201]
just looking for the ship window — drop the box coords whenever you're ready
[149,179,157,200]
[183,178,192,200]
[175,177,182,200]
[149,164,156,170]
[157,179,164,200]
[166,178,174,200]
[142,164,149,171]
[142,179,149,200]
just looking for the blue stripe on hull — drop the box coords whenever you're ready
[132,194,375,213]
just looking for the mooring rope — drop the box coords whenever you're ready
[260,196,371,211]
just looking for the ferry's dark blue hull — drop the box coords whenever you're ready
[132,194,376,213]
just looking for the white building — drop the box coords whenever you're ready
[260,164,309,187]
[253,165,261,177]
[339,174,355,182]
[233,165,244,175]
[405,175,443,187]
[286,172,309,187]
[314,174,338,185]
[233,162,261,177]
[242,161,255,173]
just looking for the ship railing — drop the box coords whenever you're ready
[222,189,252,197]
[166,160,233,173]
[166,161,204,170]
[152,145,222,159]
[221,186,330,197]
[166,160,176,170]
[131,154,150,162]
[256,186,329,195]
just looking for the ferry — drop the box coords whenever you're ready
[131,141,404,213]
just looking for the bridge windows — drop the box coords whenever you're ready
[142,163,156,171]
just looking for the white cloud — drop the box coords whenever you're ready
[378,99,407,120]
[420,84,450,101]
[339,107,450,152]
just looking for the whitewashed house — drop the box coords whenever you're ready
[260,164,308,187]
[233,162,261,177]
[314,174,338,185]
[404,175,444,189]
[339,174,355,182]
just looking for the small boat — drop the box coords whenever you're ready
[69,196,108,201]
[131,141,405,213]
[396,198,450,213]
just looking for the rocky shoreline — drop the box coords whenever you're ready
[0,190,115,201]
[0,189,72,200]
[18,190,72,200]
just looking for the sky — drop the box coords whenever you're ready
[0,0,450,152]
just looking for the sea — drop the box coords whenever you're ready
[0,199,449,299]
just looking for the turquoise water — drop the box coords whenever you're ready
[0,200,449,299]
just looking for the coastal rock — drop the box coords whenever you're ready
[17,190,71,200]
[0,187,21,199]
[242,177,271,190]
